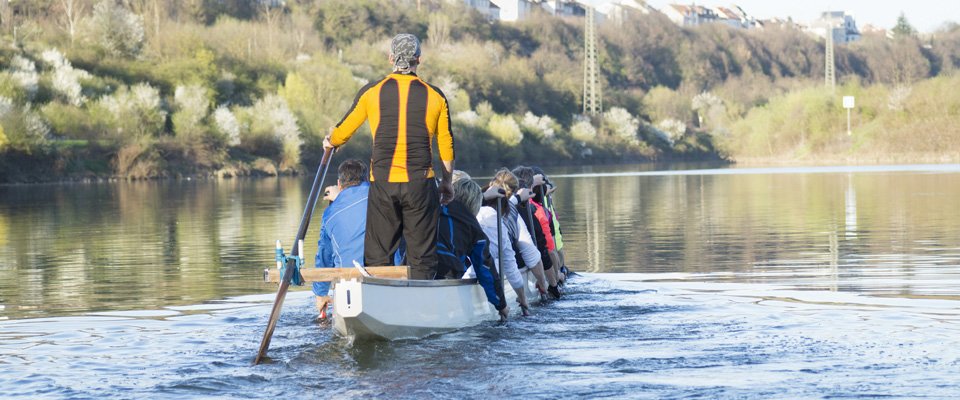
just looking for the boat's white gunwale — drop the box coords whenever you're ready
[360,276,479,287]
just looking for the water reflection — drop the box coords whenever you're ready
[0,179,308,319]
[550,166,960,297]
[1,165,959,319]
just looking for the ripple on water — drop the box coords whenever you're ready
[2,275,960,398]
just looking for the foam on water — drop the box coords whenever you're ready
[2,274,958,398]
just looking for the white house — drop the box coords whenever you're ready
[663,4,716,26]
[596,0,656,25]
[810,11,861,43]
[452,0,501,21]
[711,6,754,29]
[540,0,588,18]
[663,3,755,28]
[491,0,536,22]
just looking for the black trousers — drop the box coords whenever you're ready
[364,178,439,279]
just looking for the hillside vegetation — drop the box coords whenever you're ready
[0,0,958,182]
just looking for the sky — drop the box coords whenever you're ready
[594,0,957,33]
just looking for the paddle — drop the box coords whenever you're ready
[254,147,335,365]
[495,189,506,323]
[519,188,546,301]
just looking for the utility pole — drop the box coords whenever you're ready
[583,6,602,116]
[825,24,836,92]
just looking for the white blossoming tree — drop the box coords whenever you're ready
[603,107,640,144]
[436,76,471,114]
[41,49,91,106]
[172,84,211,139]
[453,110,482,127]
[570,120,597,142]
[691,91,725,130]
[247,95,302,169]
[8,56,39,100]
[0,102,50,150]
[487,114,523,146]
[213,106,241,146]
[99,83,166,140]
[655,119,687,146]
[521,112,556,140]
[90,0,144,58]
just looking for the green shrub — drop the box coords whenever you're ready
[488,114,523,146]
[41,102,111,141]
[278,54,360,138]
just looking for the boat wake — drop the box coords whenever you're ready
[1,273,959,398]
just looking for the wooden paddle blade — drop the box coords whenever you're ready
[264,266,410,283]
[253,279,290,365]
[253,147,334,365]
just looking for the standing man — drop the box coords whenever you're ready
[314,159,369,319]
[324,33,455,279]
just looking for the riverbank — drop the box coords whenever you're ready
[7,147,960,185]
[731,152,960,166]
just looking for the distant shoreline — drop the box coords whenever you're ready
[6,152,960,186]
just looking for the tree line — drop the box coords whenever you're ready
[0,0,957,182]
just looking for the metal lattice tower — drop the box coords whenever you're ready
[583,6,602,116]
[825,26,836,92]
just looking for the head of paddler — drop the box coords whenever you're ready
[453,177,482,216]
[452,169,472,183]
[389,33,421,74]
[490,168,519,198]
[510,166,536,190]
[531,166,552,196]
[481,184,510,215]
[337,158,368,190]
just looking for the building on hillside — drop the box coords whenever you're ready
[491,0,536,22]
[809,11,861,43]
[663,4,717,26]
[663,3,756,29]
[596,0,657,26]
[755,17,801,30]
[451,0,501,21]
[712,5,754,28]
[540,0,588,18]
[490,2,502,20]
[860,24,887,37]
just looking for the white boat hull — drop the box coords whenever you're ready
[333,270,539,341]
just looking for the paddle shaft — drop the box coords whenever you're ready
[254,148,335,365]
[525,200,536,238]
[496,199,505,311]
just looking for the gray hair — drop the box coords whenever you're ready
[453,178,482,215]
[452,169,471,183]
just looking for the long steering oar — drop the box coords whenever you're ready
[254,147,335,365]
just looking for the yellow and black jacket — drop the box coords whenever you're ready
[330,73,454,182]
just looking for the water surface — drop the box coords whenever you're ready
[2,164,959,398]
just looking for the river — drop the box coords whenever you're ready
[2,164,959,398]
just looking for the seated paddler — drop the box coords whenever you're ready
[477,181,532,315]
[313,159,369,320]
[435,174,508,319]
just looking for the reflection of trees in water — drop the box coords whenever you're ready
[555,170,960,292]
[0,177,312,318]
[3,170,960,318]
